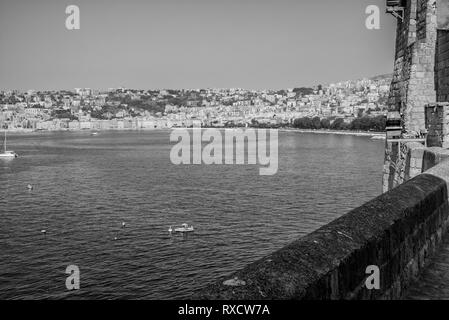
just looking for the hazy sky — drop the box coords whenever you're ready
[0,0,396,90]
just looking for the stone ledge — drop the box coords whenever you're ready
[423,148,449,171]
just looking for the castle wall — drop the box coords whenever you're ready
[383,0,446,192]
[388,0,439,134]
[436,30,449,101]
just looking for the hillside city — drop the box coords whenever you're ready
[0,75,391,132]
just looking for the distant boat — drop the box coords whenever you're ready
[91,132,99,136]
[174,223,194,233]
[0,131,18,158]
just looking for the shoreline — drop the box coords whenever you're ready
[2,127,386,138]
[279,128,385,137]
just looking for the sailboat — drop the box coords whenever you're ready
[0,131,18,158]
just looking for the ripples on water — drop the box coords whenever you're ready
[0,130,384,299]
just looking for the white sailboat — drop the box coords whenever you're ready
[0,131,18,158]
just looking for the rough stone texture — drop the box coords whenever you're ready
[405,0,437,134]
[405,235,449,299]
[389,0,417,112]
[388,0,437,134]
[425,103,449,147]
[383,0,443,193]
[382,140,449,193]
[422,147,449,170]
[383,103,449,191]
[436,30,449,102]
[382,141,426,192]
[198,171,449,300]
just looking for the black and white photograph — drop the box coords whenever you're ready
[1,0,449,313]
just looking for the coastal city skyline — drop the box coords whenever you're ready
[0,0,396,90]
[0,73,391,132]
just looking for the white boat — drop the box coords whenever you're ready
[174,223,194,233]
[0,131,18,158]
[370,135,386,140]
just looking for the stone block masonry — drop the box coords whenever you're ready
[436,30,449,102]
[403,0,437,134]
[388,0,438,134]
[383,0,448,192]
[383,141,426,192]
[425,102,449,147]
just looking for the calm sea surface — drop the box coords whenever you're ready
[0,130,384,299]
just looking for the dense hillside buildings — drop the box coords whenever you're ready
[0,76,390,131]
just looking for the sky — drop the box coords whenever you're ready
[439,0,449,29]
[0,0,397,90]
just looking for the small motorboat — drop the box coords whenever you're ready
[91,132,99,136]
[174,223,194,233]
[0,150,18,158]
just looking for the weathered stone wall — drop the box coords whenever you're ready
[383,0,445,193]
[382,100,449,191]
[388,0,438,134]
[198,161,449,300]
[404,0,437,133]
[383,141,426,192]
[423,146,449,168]
[436,30,449,101]
[382,137,449,192]
[425,102,449,146]
[389,0,418,114]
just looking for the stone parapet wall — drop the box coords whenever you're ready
[423,146,449,169]
[198,165,449,300]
